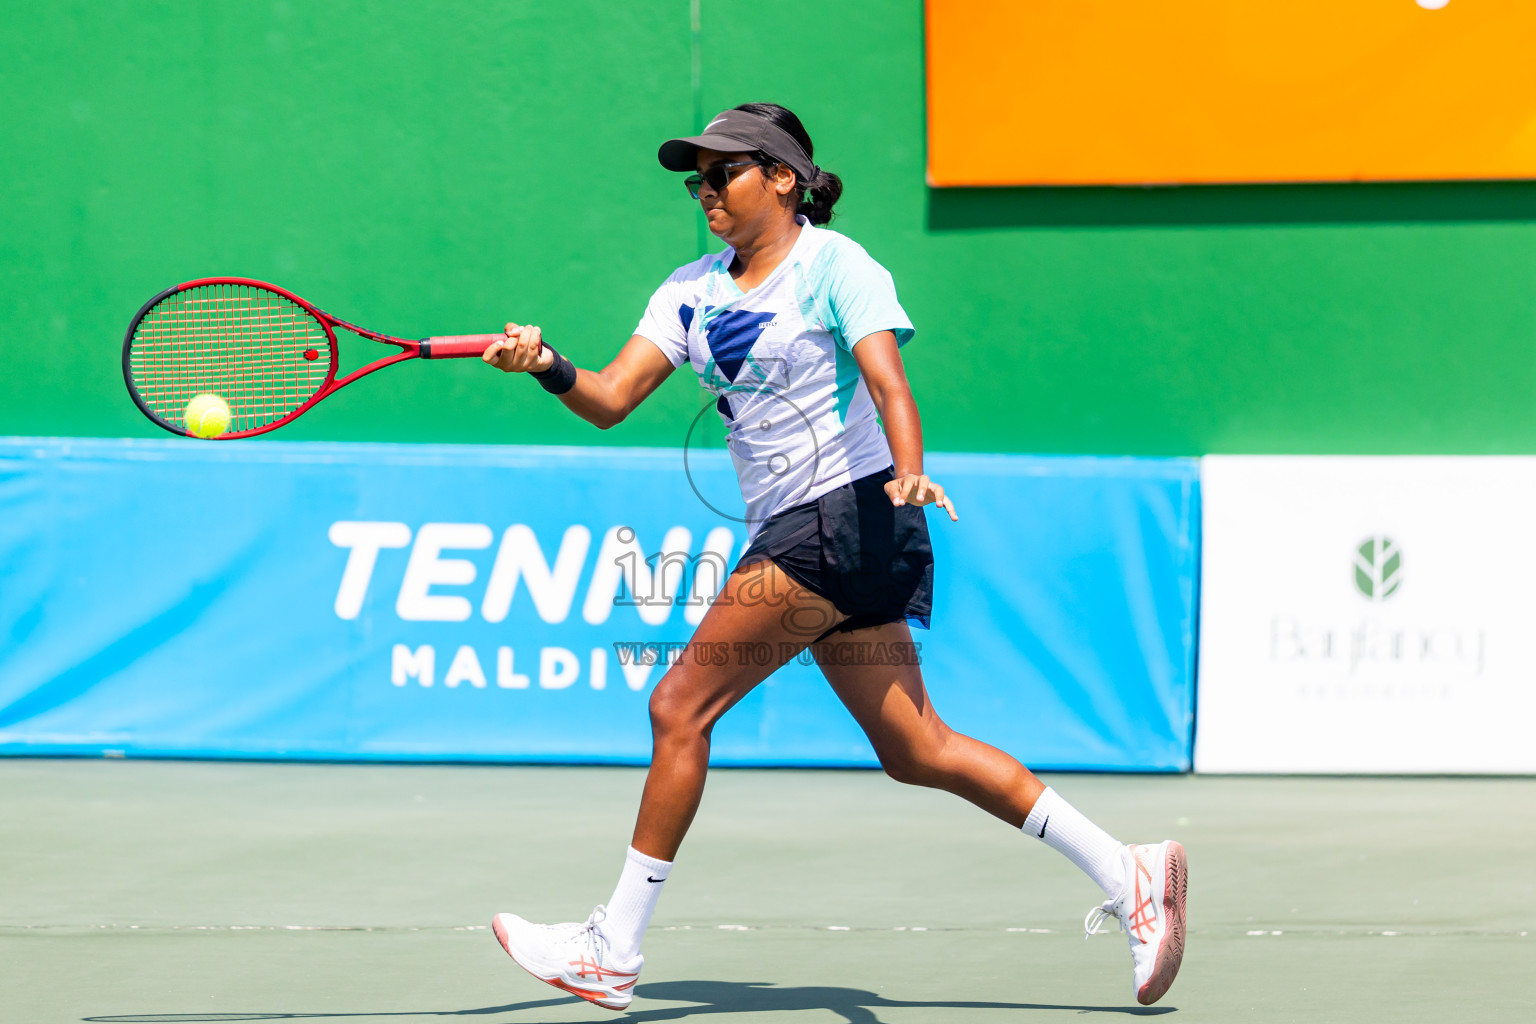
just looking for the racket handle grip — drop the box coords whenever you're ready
[421,333,506,359]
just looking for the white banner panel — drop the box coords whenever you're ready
[1196,456,1536,774]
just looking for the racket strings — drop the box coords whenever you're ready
[127,283,333,433]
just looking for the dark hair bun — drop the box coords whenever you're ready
[796,167,843,226]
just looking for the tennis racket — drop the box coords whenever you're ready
[123,277,515,439]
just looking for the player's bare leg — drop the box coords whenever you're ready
[633,558,844,859]
[815,619,1044,826]
[818,620,1187,1004]
[493,559,844,1010]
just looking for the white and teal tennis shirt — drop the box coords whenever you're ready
[635,219,915,535]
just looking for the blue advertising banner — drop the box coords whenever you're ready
[0,438,1198,769]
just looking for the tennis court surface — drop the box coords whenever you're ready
[5,760,1530,1023]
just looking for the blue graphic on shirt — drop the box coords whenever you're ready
[703,307,771,382]
[678,304,695,334]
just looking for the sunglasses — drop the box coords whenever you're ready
[684,160,766,200]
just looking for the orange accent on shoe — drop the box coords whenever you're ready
[568,956,638,983]
[544,973,629,1010]
[1125,847,1158,944]
[492,916,636,1012]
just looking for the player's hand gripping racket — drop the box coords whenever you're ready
[123,277,516,439]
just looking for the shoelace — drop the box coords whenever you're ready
[579,905,608,955]
[1083,899,1123,941]
[546,906,608,951]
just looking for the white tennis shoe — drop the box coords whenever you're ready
[1084,841,1188,1005]
[491,905,642,1011]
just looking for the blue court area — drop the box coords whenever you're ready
[4,760,1530,1023]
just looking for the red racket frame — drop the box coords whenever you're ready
[123,276,508,439]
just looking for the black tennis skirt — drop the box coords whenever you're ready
[736,466,934,638]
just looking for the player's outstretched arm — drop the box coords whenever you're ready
[483,326,676,430]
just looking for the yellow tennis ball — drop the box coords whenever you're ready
[183,393,232,439]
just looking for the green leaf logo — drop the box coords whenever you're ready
[1353,536,1403,601]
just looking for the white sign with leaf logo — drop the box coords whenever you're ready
[1195,456,1536,773]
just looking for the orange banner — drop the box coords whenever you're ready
[926,0,1536,186]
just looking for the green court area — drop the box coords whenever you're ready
[3,760,1530,1022]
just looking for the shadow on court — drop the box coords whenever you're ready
[82,981,1176,1022]
[633,981,1173,1020]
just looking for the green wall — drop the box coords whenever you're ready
[5,2,1535,454]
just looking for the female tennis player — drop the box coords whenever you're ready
[481,103,1186,1009]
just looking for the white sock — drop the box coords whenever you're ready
[597,846,672,960]
[1022,787,1130,900]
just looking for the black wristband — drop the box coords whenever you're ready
[530,346,577,395]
